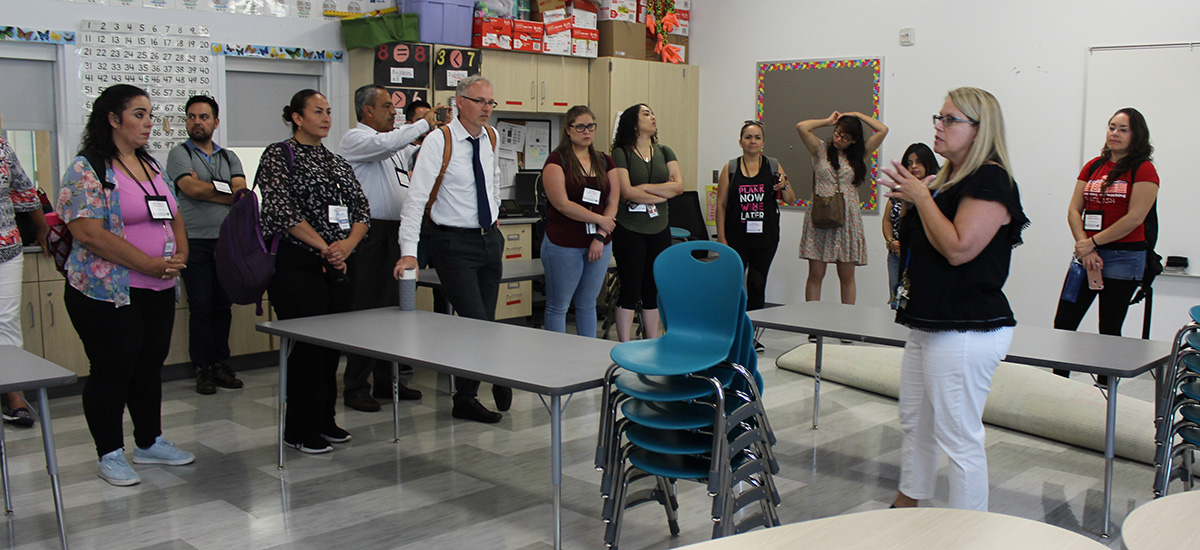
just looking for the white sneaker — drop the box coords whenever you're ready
[132,436,195,466]
[97,449,141,486]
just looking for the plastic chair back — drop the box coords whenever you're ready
[653,240,744,343]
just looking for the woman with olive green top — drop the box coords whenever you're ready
[610,103,683,342]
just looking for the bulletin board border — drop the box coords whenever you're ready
[0,26,76,45]
[213,43,344,62]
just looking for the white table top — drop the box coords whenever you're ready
[677,508,1108,550]
[749,302,1171,377]
[256,308,615,395]
[1120,490,1200,550]
[0,345,76,393]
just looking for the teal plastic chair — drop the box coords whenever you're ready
[1153,305,1200,496]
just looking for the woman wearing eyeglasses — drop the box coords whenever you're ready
[881,87,1028,511]
[540,105,619,337]
[716,121,795,324]
[883,143,938,308]
[610,103,683,342]
[796,111,887,305]
[1052,108,1157,385]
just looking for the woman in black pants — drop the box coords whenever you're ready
[1053,107,1158,383]
[716,120,795,349]
[259,89,370,454]
[609,104,683,342]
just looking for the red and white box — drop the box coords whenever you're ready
[542,18,573,56]
[568,0,598,30]
[669,8,688,36]
[472,16,513,50]
[571,27,598,58]
[598,0,637,21]
[511,20,544,53]
[674,0,690,9]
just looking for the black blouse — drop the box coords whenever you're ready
[257,139,371,254]
[896,164,1029,332]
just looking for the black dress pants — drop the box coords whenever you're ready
[269,240,354,441]
[343,219,401,398]
[428,225,503,401]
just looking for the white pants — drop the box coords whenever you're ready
[897,326,1013,511]
[0,254,22,348]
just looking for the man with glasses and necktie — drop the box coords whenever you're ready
[393,74,510,423]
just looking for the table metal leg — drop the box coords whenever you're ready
[550,394,563,550]
[813,336,824,430]
[391,362,401,442]
[1102,377,1119,538]
[278,339,292,470]
[35,389,67,549]
[0,414,10,515]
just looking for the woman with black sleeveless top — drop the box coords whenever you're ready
[716,120,795,320]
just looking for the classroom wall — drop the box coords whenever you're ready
[689,0,1200,341]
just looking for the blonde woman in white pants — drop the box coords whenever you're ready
[880,87,1029,511]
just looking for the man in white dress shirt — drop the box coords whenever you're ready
[339,84,437,413]
[394,75,509,424]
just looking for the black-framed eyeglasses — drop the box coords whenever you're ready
[459,95,499,108]
[570,122,598,132]
[932,114,978,128]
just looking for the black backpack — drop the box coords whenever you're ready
[1084,158,1162,303]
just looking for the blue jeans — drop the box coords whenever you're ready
[541,238,611,337]
[1096,248,1146,280]
[179,238,232,365]
[886,252,901,310]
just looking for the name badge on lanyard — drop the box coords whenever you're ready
[329,205,351,231]
[1083,210,1103,231]
[146,196,174,220]
[647,204,659,218]
[212,179,233,194]
[747,220,764,234]
[582,187,601,205]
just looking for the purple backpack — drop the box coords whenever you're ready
[215,142,288,314]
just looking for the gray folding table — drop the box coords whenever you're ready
[0,345,77,549]
[256,308,615,550]
[748,301,1171,537]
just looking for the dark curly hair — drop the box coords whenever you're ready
[611,103,655,151]
[78,84,157,169]
[1099,107,1153,188]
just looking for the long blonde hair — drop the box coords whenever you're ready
[930,87,1014,192]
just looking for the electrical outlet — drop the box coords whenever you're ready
[899,27,915,46]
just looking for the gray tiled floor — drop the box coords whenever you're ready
[0,329,1168,549]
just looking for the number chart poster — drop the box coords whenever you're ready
[432,46,480,91]
[79,19,215,159]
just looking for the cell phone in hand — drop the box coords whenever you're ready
[436,106,450,123]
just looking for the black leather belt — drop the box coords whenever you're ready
[432,222,496,235]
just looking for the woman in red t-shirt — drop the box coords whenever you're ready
[540,105,620,336]
[1053,107,1158,381]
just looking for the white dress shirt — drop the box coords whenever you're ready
[339,119,430,221]
[399,117,501,258]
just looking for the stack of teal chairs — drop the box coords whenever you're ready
[594,241,780,549]
[1154,305,1200,496]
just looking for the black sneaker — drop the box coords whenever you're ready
[372,382,423,401]
[285,434,332,454]
[195,365,216,395]
[321,425,352,444]
[452,398,502,424]
[1,407,34,428]
[753,340,765,354]
[211,362,244,389]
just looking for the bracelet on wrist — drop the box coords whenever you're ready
[1091,236,1099,247]
[593,233,606,243]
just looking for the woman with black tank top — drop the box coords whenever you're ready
[716,120,796,321]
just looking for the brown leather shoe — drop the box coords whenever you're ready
[345,392,381,413]
[210,362,244,389]
[195,364,216,395]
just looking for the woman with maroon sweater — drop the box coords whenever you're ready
[540,105,620,336]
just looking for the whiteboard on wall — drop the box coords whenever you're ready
[1083,45,1200,267]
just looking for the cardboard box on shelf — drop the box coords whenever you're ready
[598,20,644,59]
[569,0,598,29]
[674,0,689,9]
[531,0,567,21]
[598,0,637,22]
[645,34,686,63]
[511,20,545,52]
[668,8,688,36]
[543,18,573,55]
[571,27,598,58]
[472,16,513,50]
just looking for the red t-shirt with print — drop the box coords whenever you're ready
[1077,157,1158,244]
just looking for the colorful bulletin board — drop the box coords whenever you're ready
[755,57,882,211]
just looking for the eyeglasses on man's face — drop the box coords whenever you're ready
[459,95,498,108]
[570,122,598,132]
[932,114,978,128]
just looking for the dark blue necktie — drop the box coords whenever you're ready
[469,135,492,229]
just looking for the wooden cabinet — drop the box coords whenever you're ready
[589,57,700,191]
[500,223,532,261]
[20,281,41,357]
[481,50,589,113]
[38,280,89,377]
[229,302,274,356]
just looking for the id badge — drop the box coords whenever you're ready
[582,187,601,205]
[585,222,597,234]
[628,202,647,213]
[647,204,658,218]
[146,196,173,220]
[747,220,764,234]
[1083,210,1103,231]
[163,240,175,257]
[212,179,233,194]
[329,205,351,230]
